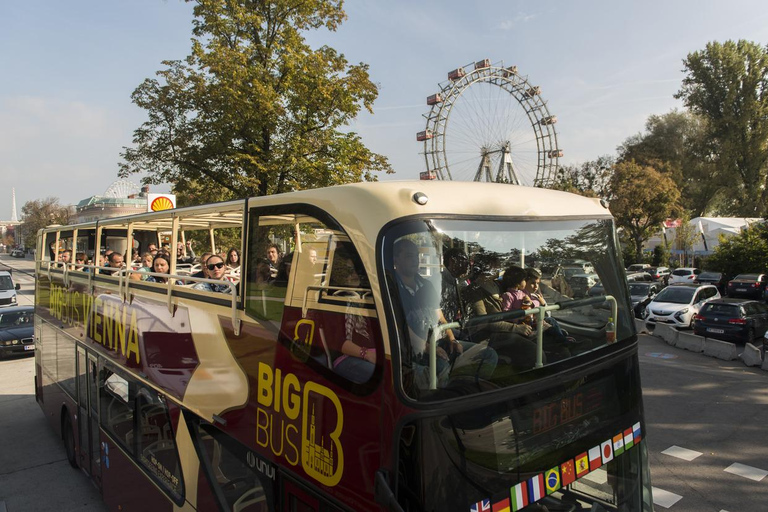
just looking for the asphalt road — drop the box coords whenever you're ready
[0,254,766,511]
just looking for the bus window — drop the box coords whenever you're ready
[136,388,184,501]
[193,422,275,512]
[100,366,136,454]
[383,217,633,401]
[246,210,381,387]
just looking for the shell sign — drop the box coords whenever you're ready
[147,194,177,212]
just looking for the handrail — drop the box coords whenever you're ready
[301,284,372,317]
[426,295,618,390]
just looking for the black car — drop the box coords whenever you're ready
[693,298,768,344]
[726,273,767,299]
[0,306,34,357]
[694,271,728,294]
[629,282,662,318]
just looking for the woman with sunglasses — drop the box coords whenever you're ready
[192,255,232,293]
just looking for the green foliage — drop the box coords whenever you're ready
[551,155,614,198]
[652,243,671,267]
[119,0,391,202]
[20,198,72,248]
[609,160,682,263]
[705,222,768,277]
[676,40,768,216]
[618,110,721,216]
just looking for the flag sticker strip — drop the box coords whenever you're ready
[601,439,614,464]
[624,428,634,449]
[545,467,561,495]
[575,452,590,478]
[528,474,545,503]
[589,445,602,471]
[473,423,643,512]
[613,433,625,456]
[470,499,490,512]
[561,459,576,486]
[491,497,510,512]
[510,482,528,512]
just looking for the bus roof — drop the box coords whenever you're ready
[39,181,610,235]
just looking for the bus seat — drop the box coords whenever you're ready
[233,486,267,512]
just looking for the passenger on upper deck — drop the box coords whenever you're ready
[101,252,125,275]
[192,255,232,293]
[266,243,282,280]
[226,248,240,271]
[130,252,154,281]
[190,252,212,280]
[328,247,376,383]
[59,250,72,266]
[145,253,181,285]
[176,241,196,265]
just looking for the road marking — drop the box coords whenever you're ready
[724,462,767,482]
[583,468,607,484]
[652,487,683,509]
[661,445,702,461]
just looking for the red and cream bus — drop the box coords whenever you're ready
[34,181,653,512]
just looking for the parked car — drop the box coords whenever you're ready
[0,271,20,308]
[693,298,768,344]
[570,273,599,297]
[694,271,728,294]
[0,306,34,358]
[645,283,720,329]
[627,263,651,273]
[10,249,24,258]
[629,282,662,318]
[726,273,768,300]
[648,266,671,284]
[667,267,701,285]
[626,271,654,282]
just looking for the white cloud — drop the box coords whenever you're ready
[498,12,539,30]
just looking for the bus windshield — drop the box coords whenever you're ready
[383,217,633,402]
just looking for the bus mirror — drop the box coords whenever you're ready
[374,469,405,512]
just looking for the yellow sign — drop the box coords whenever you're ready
[256,362,344,487]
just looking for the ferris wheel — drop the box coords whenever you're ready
[417,59,562,187]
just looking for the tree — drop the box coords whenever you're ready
[676,40,768,216]
[20,198,72,248]
[672,211,699,267]
[551,155,614,198]
[705,222,768,278]
[617,110,721,216]
[609,160,682,262]
[119,0,392,202]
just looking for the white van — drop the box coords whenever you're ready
[0,271,20,307]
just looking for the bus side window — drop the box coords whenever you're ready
[193,422,274,512]
[99,367,136,454]
[136,389,184,501]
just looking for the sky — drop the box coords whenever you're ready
[3,0,768,218]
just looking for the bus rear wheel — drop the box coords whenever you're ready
[63,415,78,468]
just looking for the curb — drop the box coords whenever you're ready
[676,331,705,353]
[654,323,679,346]
[741,343,762,367]
[703,338,739,361]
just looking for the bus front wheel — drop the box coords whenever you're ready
[63,414,78,468]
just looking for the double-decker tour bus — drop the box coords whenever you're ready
[34,181,653,512]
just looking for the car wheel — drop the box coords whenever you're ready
[63,414,78,469]
[747,328,756,345]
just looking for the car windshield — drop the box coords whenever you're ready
[734,274,759,280]
[564,268,582,277]
[699,272,721,279]
[653,286,695,304]
[701,303,741,316]
[0,276,13,290]
[0,311,32,327]
[672,269,692,276]
[629,283,651,295]
[382,217,633,402]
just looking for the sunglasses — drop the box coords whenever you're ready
[207,262,226,271]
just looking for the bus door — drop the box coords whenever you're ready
[87,352,102,489]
